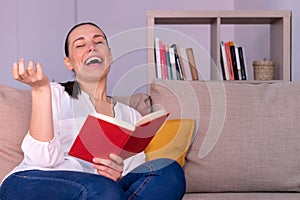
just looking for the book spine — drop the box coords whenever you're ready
[186,48,199,81]
[229,41,239,80]
[160,41,167,79]
[220,41,229,80]
[235,46,242,80]
[238,46,247,80]
[169,46,179,80]
[165,45,172,80]
[154,37,162,79]
[171,44,184,80]
[176,44,187,80]
[224,41,235,81]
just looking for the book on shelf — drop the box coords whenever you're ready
[220,40,248,81]
[165,45,173,80]
[229,41,240,80]
[159,40,168,79]
[220,46,228,81]
[68,109,170,162]
[154,37,162,79]
[220,41,230,80]
[224,41,235,80]
[186,48,199,81]
[170,44,185,80]
[237,46,247,80]
[176,44,187,80]
[154,38,200,81]
[168,46,179,80]
[180,49,192,81]
[234,45,242,80]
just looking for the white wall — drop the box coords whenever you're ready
[1,0,298,96]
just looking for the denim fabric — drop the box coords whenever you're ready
[0,158,185,200]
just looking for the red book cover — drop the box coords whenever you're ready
[68,110,169,162]
[224,41,235,81]
[160,41,168,79]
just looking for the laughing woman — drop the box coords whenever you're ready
[0,22,186,200]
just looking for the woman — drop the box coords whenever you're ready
[0,22,186,199]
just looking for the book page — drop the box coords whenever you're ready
[135,109,167,126]
[91,112,135,131]
[90,109,167,130]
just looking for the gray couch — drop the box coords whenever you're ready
[1,80,300,199]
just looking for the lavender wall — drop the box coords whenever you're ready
[75,0,235,95]
[0,0,298,96]
[235,0,299,81]
[0,0,75,89]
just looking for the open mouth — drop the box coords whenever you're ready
[85,56,103,65]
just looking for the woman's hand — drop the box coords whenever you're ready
[13,58,54,142]
[93,153,124,181]
[12,58,49,90]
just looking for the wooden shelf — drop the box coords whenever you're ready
[147,10,291,82]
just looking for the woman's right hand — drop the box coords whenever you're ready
[13,58,54,142]
[12,58,49,90]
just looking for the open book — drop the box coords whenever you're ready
[68,109,169,162]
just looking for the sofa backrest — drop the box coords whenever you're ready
[0,84,31,183]
[149,80,300,193]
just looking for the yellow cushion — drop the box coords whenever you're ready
[144,119,194,167]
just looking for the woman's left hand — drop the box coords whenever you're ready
[93,153,124,181]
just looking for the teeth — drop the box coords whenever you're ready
[85,57,102,65]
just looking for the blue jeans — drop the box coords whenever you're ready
[0,158,185,200]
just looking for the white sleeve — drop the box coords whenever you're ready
[21,134,64,167]
[21,83,66,168]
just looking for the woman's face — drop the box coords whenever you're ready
[64,24,112,83]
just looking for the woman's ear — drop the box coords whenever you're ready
[64,57,73,71]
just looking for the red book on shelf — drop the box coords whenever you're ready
[69,110,169,162]
[160,41,168,79]
[224,41,235,80]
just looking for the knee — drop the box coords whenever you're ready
[157,158,185,183]
[150,158,186,198]
[82,176,125,200]
[144,158,186,184]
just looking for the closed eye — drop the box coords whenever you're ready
[76,44,85,48]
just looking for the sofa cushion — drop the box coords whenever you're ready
[0,84,31,183]
[183,192,300,200]
[150,80,300,192]
[144,119,194,167]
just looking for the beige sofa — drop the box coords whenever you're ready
[1,80,300,199]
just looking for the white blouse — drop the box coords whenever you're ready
[4,82,145,181]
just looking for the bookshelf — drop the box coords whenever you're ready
[147,10,291,82]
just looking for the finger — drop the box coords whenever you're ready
[97,170,116,180]
[95,164,110,172]
[12,62,20,80]
[109,153,124,166]
[18,58,26,76]
[36,62,44,79]
[93,158,123,172]
[27,60,35,76]
[95,165,121,181]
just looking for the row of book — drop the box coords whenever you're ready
[154,37,199,81]
[220,41,248,81]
